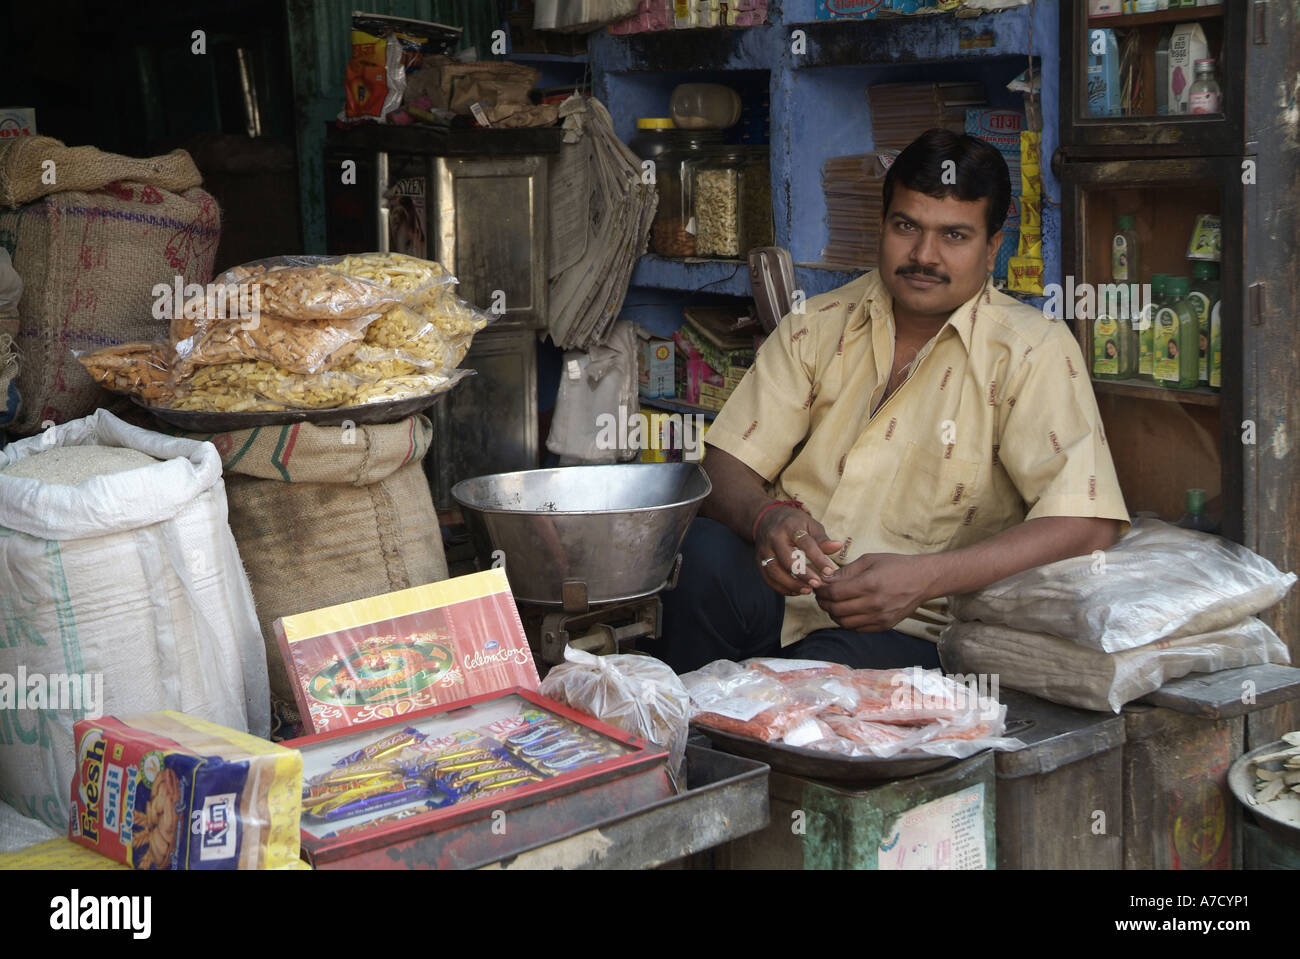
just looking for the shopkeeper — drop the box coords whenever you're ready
[647,129,1131,673]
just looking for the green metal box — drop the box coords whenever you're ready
[713,751,996,870]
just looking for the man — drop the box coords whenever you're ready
[644,129,1130,673]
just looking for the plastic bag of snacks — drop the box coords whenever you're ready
[539,648,692,784]
[682,659,1024,759]
[77,252,491,413]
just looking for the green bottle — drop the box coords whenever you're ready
[1112,215,1141,284]
[1092,313,1130,380]
[1209,296,1222,391]
[1188,262,1219,387]
[1139,274,1167,381]
[1153,277,1200,390]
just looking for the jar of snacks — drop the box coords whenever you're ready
[646,131,723,258]
[687,145,772,259]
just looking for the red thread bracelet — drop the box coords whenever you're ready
[752,498,806,542]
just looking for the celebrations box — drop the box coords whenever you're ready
[285,688,671,868]
[68,711,302,870]
[275,568,541,735]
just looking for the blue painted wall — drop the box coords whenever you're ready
[589,0,1060,322]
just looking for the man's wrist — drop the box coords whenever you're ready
[751,498,805,542]
[914,550,956,601]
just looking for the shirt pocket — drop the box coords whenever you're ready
[879,441,981,549]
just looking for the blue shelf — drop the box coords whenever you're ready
[631,255,754,297]
[638,395,719,420]
[505,52,589,63]
[591,0,1063,303]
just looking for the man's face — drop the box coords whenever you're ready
[879,185,1002,321]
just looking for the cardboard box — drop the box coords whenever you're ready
[1169,23,1209,115]
[639,338,676,399]
[275,569,540,735]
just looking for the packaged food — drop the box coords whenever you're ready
[948,517,1297,653]
[76,342,175,405]
[539,647,692,782]
[275,568,541,735]
[684,659,1021,758]
[68,711,302,870]
[77,251,487,414]
[287,690,665,865]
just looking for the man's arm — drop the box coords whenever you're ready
[814,515,1122,632]
[916,514,1121,598]
[701,447,842,594]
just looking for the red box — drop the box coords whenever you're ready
[284,688,670,868]
[275,569,540,735]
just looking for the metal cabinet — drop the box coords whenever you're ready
[427,325,538,509]
[322,126,560,509]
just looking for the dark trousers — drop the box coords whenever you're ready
[642,517,942,674]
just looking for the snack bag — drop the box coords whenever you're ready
[69,711,302,870]
[345,29,395,120]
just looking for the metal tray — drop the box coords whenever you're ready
[1228,738,1300,846]
[136,390,450,433]
[474,744,770,870]
[693,722,964,786]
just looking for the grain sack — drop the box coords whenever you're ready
[182,415,449,718]
[938,617,1291,713]
[0,137,220,434]
[0,410,269,832]
[947,518,1297,653]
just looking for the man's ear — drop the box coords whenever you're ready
[985,229,1004,273]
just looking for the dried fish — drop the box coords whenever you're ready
[1258,778,1287,803]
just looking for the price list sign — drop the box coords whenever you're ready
[878,784,986,870]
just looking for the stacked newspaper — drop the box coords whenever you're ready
[547,96,657,350]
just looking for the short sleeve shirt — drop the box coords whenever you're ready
[705,269,1131,647]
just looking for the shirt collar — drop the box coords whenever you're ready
[848,269,990,353]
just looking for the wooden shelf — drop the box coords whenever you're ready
[1091,377,1220,406]
[1087,5,1223,30]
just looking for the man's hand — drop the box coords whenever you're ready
[812,552,933,632]
[755,506,842,597]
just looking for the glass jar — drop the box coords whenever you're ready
[687,145,772,259]
[628,117,680,162]
[669,83,742,131]
[1187,58,1222,115]
[648,131,723,257]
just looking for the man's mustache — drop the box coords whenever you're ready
[895,266,950,282]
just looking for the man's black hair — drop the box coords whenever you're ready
[881,128,1012,239]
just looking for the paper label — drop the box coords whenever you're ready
[878,784,986,870]
[700,696,769,722]
[783,718,824,747]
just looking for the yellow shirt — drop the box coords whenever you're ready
[706,269,1130,647]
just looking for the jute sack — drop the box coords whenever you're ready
[0,138,220,434]
[0,137,203,209]
[183,415,450,715]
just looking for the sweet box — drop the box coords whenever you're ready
[275,568,540,735]
[285,688,671,868]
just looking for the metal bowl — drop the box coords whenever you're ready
[452,463,711,607]
[1228,738,1300,845]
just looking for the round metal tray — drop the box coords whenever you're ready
[1227,738,1300,846]
[135,390,450,433]
[693,723,964,786]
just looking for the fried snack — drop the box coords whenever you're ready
[171,312,373,378]
[176,361,355,411]
[325,251,448,293]
[252,266,402,320]
[77,342,176,406]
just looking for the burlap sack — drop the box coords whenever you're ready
[184,415,450,716]
[0,143,219,433]
[0,136,202,209]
